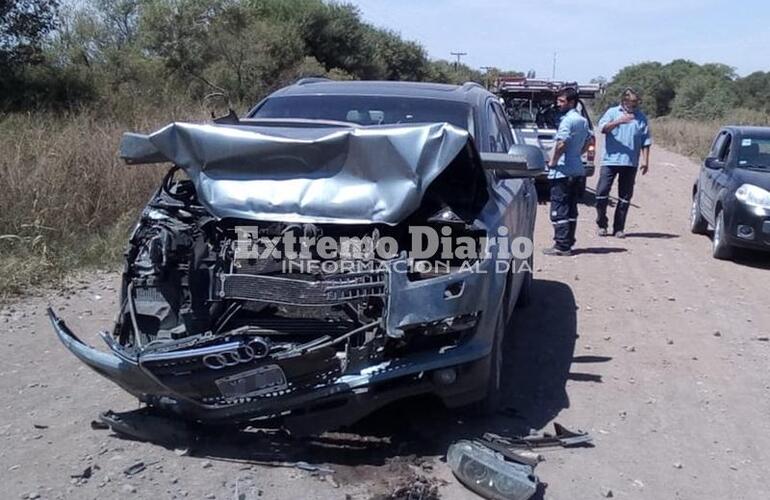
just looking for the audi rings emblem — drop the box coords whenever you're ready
[202,337,271,370]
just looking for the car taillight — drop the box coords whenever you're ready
[586,136,596,162]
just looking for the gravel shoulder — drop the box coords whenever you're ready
[1,145,769,500]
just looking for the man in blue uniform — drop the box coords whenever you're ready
[595,88,652,238]
[543,87,592,256]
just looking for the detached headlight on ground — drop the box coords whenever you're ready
[735,184,770,209]
[447,440,538,500]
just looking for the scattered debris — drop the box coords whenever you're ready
[447,440,537,500]
[90,420,109,430]
[97,409,196,447]
[70,465,94,481]
[484,422,594,449]
[123,461,147,476]
[371,475,442,500]
[294,461,334,475]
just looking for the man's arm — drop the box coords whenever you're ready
[550,114,573,167]
[640,146,651,175]
[601,114,634,134]
[639,116,652,174]
[599,108,634,134]
[550,140,567,168]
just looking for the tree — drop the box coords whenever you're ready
[598,62,673,117]
[0,0,59,68]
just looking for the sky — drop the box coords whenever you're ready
[347,0,770,83]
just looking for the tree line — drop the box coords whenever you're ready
[596,60,770,121]
[0,0,518,112]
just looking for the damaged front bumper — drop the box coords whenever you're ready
[48,257,503,430]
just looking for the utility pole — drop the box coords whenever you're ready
[450,51,467,70]
[480,66,493,89]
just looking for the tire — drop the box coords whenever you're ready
[690,191,708,235]
[712,209,733,260]
[467,304,506,416]
[515,255,533,309]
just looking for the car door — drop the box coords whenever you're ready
[487,98,533,304]
[701,131,728,223]
[713,132,735,215]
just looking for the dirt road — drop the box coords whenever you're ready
[2,144,770,500]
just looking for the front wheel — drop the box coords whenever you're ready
[690,191,708,235]
[515,255,533,309]
[467,305,505,416]
[712,210,733,260]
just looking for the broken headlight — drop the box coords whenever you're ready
[447,440,538,500]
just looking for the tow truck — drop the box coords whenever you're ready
[493,77,603,194]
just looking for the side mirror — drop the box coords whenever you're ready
[203,92,239,124]
[704,157,720,169]
[481,144,545,178]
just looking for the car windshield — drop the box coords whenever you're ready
[737,136,770,169]
[251,95,473,132]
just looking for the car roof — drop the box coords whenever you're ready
[264,79,492,107]
[723,125,770,138]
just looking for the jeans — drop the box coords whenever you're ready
[595,165,638,232]
[550,176,583,251]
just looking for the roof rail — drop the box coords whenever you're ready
[295,77,332,86]
[461,81,485,92]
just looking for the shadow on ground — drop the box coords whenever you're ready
[625,232,679,239]
[730,248,770,270]
[572,247,627,255]
[101,280,589,497]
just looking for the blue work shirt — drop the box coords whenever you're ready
[549,108,590,179]
[598,105,652,167]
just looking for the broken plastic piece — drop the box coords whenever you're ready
[447,440,538,500]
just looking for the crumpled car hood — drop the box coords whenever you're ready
[120,121,478,225]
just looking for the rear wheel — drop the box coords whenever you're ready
[690,191,708,235]
[712,209,733,260]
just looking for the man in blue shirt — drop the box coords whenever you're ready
[595,88,652,238]
[544,87,591,256]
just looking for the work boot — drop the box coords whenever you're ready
[614,230,626,239]
[597,227,608,237]
[542,246,572,257]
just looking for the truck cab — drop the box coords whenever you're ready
[494,77,602,182]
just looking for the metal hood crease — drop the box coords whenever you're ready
[120,122,475,224]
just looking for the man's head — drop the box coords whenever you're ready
[621,88,641,112]
[556,87,579,112]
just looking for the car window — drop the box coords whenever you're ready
[719,133,732,162]
[487,102,511,152]
[710,131,727,158]
[491,102,514,150]
[252,95,473,132]
[737,136,770,169]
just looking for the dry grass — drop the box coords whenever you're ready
[653,108,770,161]
[0,101,209,298]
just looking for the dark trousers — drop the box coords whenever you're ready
[595,165,638,232]
[550,176,582,251]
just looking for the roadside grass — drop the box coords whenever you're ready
[0,101,209,300]
[653,108,770,161]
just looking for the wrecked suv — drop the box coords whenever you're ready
[49,80,543,433]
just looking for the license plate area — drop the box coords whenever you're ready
[215,364,288,399]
